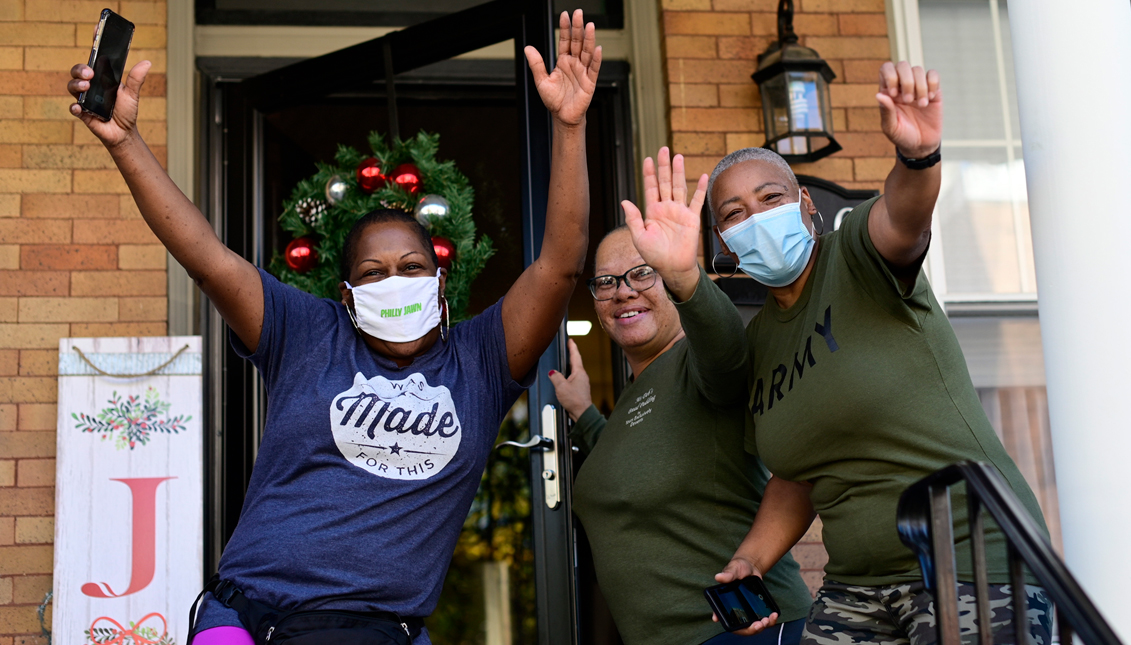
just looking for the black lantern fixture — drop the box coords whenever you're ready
[752,0,841,163]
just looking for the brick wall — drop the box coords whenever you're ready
[662,0,894,595]
[0,1,167,641]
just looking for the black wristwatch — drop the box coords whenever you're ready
[896,146,941,170]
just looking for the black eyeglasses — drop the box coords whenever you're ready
[587,264,658,301]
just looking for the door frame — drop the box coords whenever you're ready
[196,2,636,642]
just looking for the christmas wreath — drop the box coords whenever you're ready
[269,131,495,322]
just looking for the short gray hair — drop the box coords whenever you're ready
[706,147,798,219]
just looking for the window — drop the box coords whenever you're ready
[918,0,1035,300]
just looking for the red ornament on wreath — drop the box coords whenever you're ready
[392,163,424,195]
[356,157,387,193]
[432,236,456,271]
[285,237,319,273]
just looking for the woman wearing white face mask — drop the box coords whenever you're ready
[68,10,602,645]
[627,62,1052,645]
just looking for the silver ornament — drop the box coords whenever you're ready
[325,175,348,205]
[414,194,451,225]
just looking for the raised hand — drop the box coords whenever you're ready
[548,339,593,422]
[622,147,708,301]
[524,9,602,127]
[68,60,151,149]
[876,61,942,159]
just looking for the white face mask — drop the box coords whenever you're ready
[346,270,442,343]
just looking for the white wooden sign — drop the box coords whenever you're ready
[54,336,203,645]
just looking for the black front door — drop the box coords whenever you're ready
[198,2,635,642]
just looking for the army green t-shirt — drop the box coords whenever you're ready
[744,196,1048,587]
[571,270,812,645]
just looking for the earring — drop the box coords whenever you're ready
[712,252,738,278]
[440,295,450,343]
[346,305,362,333]
[813,211,826,236]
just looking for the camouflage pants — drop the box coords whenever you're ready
[801,581,1052,645]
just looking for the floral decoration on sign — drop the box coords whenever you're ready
[85,612,174,645]
[73,388,191,450]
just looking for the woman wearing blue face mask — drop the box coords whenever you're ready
[68,11,602,645]
[627,61,1052,645]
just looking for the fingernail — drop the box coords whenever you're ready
[548,370,556,376]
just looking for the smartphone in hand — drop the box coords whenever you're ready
[79,8,135,122]
[704,576,781,632]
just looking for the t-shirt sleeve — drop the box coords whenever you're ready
[568,405,606,455]
[452,298,536,426]
[837,195,934,316]
[229,268,341,388]
[673,266,749,407]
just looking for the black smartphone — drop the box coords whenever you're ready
[704,576,781,632]
[79,8,135,122]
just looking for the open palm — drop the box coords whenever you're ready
[876,61,942,159]
[623,147,707,279]
[68,60,151,149]
[524,10,602,126]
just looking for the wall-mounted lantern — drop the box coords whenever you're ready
[752,0,841,163]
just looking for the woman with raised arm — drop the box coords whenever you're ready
[630,62,1052,644]
[68,11,601,645]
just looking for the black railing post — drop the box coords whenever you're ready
[966,494,993,645]
[929,485,961,644]
[1008,543,1031,645]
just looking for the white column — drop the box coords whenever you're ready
[1007,0,1131,638]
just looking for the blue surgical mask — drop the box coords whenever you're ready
[718,190,815,288]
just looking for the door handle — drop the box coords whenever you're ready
[540,404,561,510]
[497,435,554,451]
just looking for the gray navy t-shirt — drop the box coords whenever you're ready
[196,269,530,643]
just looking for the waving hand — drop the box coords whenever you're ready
[876,61,942,159]
[622,147,708,301]
[524,10,602,126]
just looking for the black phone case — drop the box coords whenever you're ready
[79,9,135,122]
[703,578,782,632]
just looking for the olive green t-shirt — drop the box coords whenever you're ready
[571,270,812,645]
[744,196,1048,586]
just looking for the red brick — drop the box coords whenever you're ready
[846,106,876,130]
[0,144,20,167]
[0,545,54,575]
[804,36,889,59]
[0,71,70,96]
[795,13,840,35]
[664,35,717,59]
[70,270,165,296]
[683,155,719,180]
[667,58,756,85]
[0,352,16,377]
[749,12,778,35]
[832,107,847,131]
[0,297,12,322]
[664,12,751,36]
[0,517,11,544]
[18,350,56,377]
[17,405,55,431]
[24,0,119,21]
[0,376,58,402]
[837,131,894,156]
[118,245,165,269]
[669,83,718,107]
[20,245,116,270]
[854,156,893,181]
[0,431,54,459]
[16,459,53,487]
[19,297,117,322]
[799,0,884,11]
[842,59,888,84]
[662,0,712,9]
[0,460,12,486]
[671,107,762,132]
[0,120,71,144]
[15,517,53,544]
[20,193,119,219]
[121,1,166,25]
[672,132,727,156]
[791,156,855,181]
[831,83,881,107]
[0,605,46,634]
[709,0,776,10]
[0,169,70,193]
[0,23,75,47]
[73,169,130,194]
[0,271,68,297]
[717,36,773,60]
[12,575,52,604]
[719,83,760,107]
[118,296,165,321]
[838,13,888,35]
[139,73,166,97]
[73,219,159,244]
[0,219,70,244]
[725,132,763,152]
[71,321,165,336]
[22,144,114,169]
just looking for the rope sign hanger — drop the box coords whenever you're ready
[73,344,192,378]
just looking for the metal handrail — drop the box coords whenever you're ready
[896,461,1122,645]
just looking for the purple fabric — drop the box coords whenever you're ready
[193,626,255,645]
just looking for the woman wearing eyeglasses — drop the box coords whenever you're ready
[549,149,813,645]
